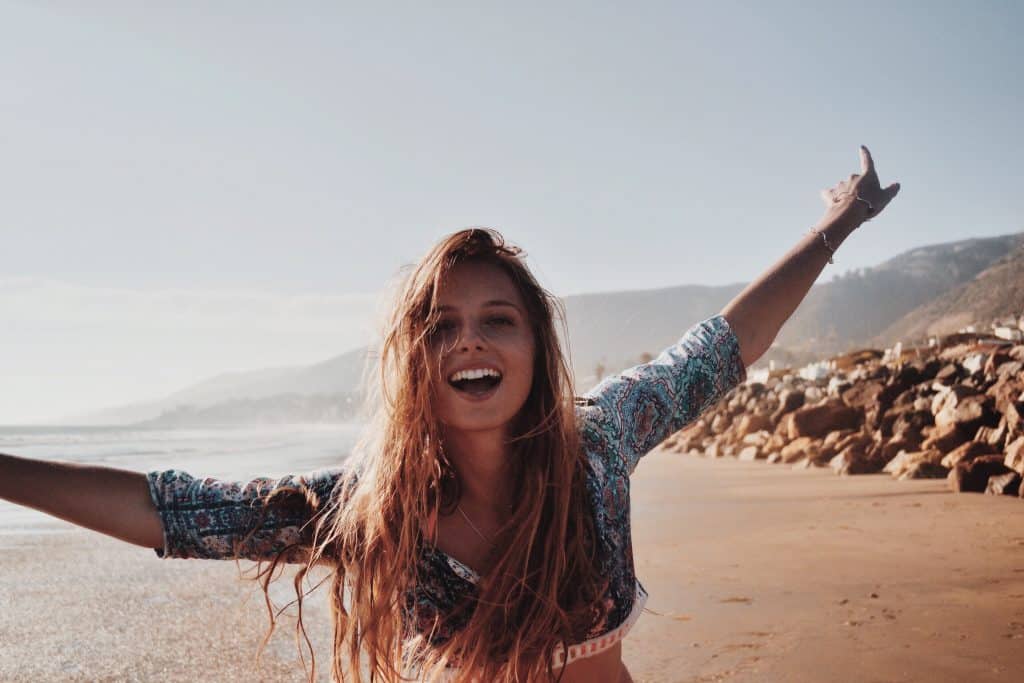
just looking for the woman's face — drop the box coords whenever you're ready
[429,260,536,436]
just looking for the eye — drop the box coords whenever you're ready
[427,319,457,339]
[486,316,514,327]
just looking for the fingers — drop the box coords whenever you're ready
[860,145,874,174]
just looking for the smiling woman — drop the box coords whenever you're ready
[0,147,900,683]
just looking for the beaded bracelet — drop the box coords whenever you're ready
[809,228,836,264]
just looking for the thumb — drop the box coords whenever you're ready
[885,182,900,201]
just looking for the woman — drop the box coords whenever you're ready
[0,146,898,682]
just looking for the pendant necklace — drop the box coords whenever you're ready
[456,504,495,547]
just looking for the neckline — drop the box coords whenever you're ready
[424,544,481,584]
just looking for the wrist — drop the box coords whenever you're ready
[812,211,860,244]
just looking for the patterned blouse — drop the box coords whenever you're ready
[146,314,747,672]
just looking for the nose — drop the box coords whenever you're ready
[456,321,487,352]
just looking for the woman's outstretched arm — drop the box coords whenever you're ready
[720,145,900,368]
[0,452,164,549]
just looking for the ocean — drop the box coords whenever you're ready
[0,423,364,531]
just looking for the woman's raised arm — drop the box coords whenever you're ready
[720,145,900,367]
[0,452,164,549]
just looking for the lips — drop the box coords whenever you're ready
[447,366,503,399]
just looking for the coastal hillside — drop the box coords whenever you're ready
[771,231,1024,356]
[871,243,1024,345]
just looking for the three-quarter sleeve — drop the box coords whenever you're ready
[146,467,346,562]
[581,314,747,475]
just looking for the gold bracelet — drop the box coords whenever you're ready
[809,227,836,264]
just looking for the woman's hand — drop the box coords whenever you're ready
[819,145,900,230]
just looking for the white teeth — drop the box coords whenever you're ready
[448,368,502,382]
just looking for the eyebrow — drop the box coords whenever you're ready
[437,299,521,312]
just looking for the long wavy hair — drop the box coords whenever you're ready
[249,228,606,681]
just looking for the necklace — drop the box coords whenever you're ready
[456,504,495,547]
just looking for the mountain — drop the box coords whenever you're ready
[64,347,371,425]
[771,232,1024,355]
[871,241,1024,345]
[62,230,1022,426]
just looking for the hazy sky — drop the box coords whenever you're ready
[2,1,1021,423]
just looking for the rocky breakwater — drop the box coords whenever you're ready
[662,336,1024,499]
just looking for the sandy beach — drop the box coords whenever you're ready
[2,450,1022,682]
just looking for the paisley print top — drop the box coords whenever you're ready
[146,314,746,669]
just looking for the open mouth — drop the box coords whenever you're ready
[448,368,503,397]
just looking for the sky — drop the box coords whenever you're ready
[2,1,1021,423]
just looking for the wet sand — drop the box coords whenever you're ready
[1,450,1022,681]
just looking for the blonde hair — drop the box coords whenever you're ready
[251,228,606,681]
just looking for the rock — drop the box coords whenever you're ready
[841,381,885,410]
[737,445,762,461]
[996,360,1023,379]
[987,374,1024,416]
[741,430,771,448]
[934,363,961,384]
[891,409,934,437]
[1005,401,1024,438]
[711,412,732,435]
[940,440,1001,469]
[771,389,806,423]
[1004,436,1024,475]
[931,384,978,418]
[734,413,773,439]
[921,422,970,454]
[947,455,1014,493]
[962,352,987,375]
[881,433,923,462]
[985,471,1021,496]
[766,452,783,464]
[819,429,858,462]
[788,400,861,440]
[976,416,1008,450]
[780,436,820,464]
[982,347,1012,376]
[829,439,884,475]
[884,449,945,479]
[934,393,998,435]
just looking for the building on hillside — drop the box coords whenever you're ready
[993,325,1023,341]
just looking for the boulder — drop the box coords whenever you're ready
[921,423,970,454]
[975,417,1008,450]
[987,374,1024,416]
[934,394,998,434]
[737,445,762,461]
[819,429,858,462]
[1004,436,1024,475]
[934,363,962,384]
[1005,401,1024,438]
[883,450,947,480]
[931,384,978,418]
[985,471,1021,496]
[788,400,861,440]
[829,439,885,475]
[940,440,1001,469]
[891,409,934,438]
[841,380,885,410]
[780,436,820,464]
[741,430,771,448]
[734,413,773,439]
[880,433,920,462]
[982,347,1012,376]
[771,389,806,423]
[947,455,1014,493]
